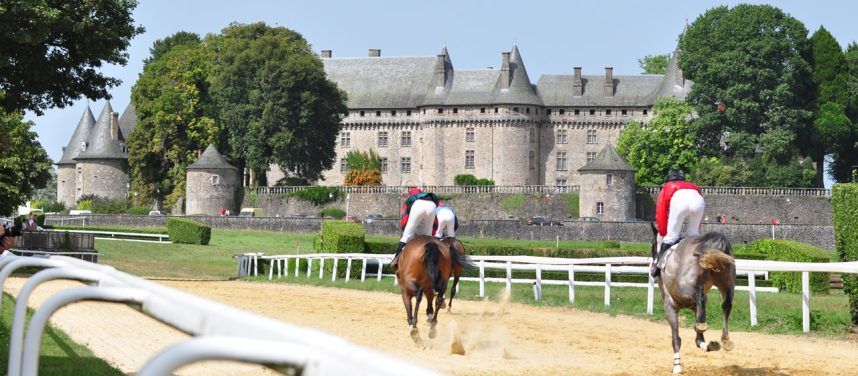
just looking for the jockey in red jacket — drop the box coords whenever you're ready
[391,187,439,268]
[651,170,705,277]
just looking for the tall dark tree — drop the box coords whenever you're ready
[208,23,348,184]
[829,43,858,182]
[638,54,670,75]
[0,0,144,114]
[0,109,52,215]
[143,31,201,66]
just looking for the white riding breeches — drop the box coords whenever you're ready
[400,199,437,243]
[663,189,705,245]
[435,209,456,238]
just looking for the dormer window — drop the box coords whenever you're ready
[80,142,87,151]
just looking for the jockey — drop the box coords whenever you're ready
[651,170,705,277]
[390,187,439,268]
[434,202,458,239]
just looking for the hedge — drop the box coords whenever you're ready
[833,183,858,323]
[745,239,831,293]
[314,220,366,279]
[127,206,151,215]
[167,218,211,245]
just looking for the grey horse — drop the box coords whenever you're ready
[650,223,736,374]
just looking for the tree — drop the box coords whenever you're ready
[829,43,858,183]
[638,54,670,75]
[617,97,698,187]
[128,36,217,209]
[343,150,382,186]
[679,4,813,157]
[143,31,201,65]
[0,109,52,215]
[208,23,348,185]
[0,0,144,114]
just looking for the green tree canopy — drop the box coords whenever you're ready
[0,109,52,215]
[208,22,348,184]
[679,4,813,156]
[128,35,217,209]
[829,43,858,183]
[638,54,670,75]
[810,27,851,108]
[144,31,201,65]
[616,97,698,187]
[0,0,144,114]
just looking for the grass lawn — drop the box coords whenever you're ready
[0,293,122,375]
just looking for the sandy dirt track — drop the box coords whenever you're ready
[5,278,858,375]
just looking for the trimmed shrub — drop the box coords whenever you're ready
[745,239,831,293]
[453,174,494,186]
[167,218,211,245]
[832,183,858,323]
[290,186,342,205]
[127,206,151,215]
[76,200,93,211]
[313,220,366,279]
[319,208,346,219]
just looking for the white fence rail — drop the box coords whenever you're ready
[0,251,437,376]
[44,229,171,243]
[244,253,858,333]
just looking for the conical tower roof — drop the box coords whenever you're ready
[118,102,136,140]
[578,144,635,172]
[187,144,236,170]
[75,102,127,160]
[496,45,542,106]
[57,106,96,165]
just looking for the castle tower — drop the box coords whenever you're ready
[56,106,96,208]
[73,102,129,200]
[578,144,636,221]
[186,144,239,215]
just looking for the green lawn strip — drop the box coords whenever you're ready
[0,293,122,375]
[244,274,853,336]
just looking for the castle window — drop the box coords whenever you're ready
[480,107,486,114]
[360,111,365,117]
[597,202,604,215]
[381,158,389,173]
[376,111,381,117]
[546,109,552,115]
[526,107,530,114]
[453,108,458,114]
[529,151,535,170]
[340,158,347,173]
[392,110,397,116]
[587,152,597,163]
[559,109,565,115]
[555,178,567,186]
[377,131,388,147]
[607,174,613,185]
[438,108,443,114]
[643,109,648,115]
[529,127,535,143]
[513,107,519,113]
[466,128,475,142]
[340,132,351,148]
[401,157,412,174]
[465,150,475,169]
[407,110,412,116]
[574,109,580,115]
[587,130,597,144]
[556,129,568,144]
[589,109,595,115]
[423,109,426,114]
[621,109,628,116]
[494,108,499,114]
[401,131,412,147]
[556,152,568,171]
[606,109,612,116]
[211,175,221,186]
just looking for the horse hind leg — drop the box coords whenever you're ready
[664,305,683,374]
[720,284,735,351]
[447,272,460,313]
[411,286,424,340]
[402,289,417,340]
[425,288,439,339]
[694,286,720,352]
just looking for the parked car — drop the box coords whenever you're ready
[364,214,383,224]
[69,210,92,216]
[527,216,563,226]
[239,208,265,217]
[148,211,164,216]
[578,217,600,222]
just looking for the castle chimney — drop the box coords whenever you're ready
[500,51,511,89]
[369,49,381,57]
[435,54,447,87]
[321,50,332,58]
[603,67,614,97]
[573,67,583,97]
[110,112,120,140]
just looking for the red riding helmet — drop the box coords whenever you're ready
[408,187,423,195]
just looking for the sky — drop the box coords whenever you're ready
[25,0,858,188]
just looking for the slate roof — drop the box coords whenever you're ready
[75,102,127,160]
[187,144,236,170]
[118,102,136,140]
[495,45,542,106]
[57,106,96,165]
[537,74,665,107]
[578,144,635,172]
[323,56,438,109]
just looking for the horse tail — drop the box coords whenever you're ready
[698,250,735,273]
[423,241,445,293]
[449,240,477,270]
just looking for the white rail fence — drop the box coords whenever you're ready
[45,229,171,243]
[0,251,437,376]
[240,253,858,333]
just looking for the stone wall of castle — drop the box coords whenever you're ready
[77,160,127,200]
[579,171,636,221]
[57,165,77,208]
[186,168,240,216]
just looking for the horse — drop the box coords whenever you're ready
[439,237,471,312]
[396,235,470,340]
[650,223,736,374]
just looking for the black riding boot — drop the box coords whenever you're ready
[390,241,406,269]
[651,242,673,278]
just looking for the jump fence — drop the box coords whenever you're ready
[240,252,858,333]
[0,251,437,376]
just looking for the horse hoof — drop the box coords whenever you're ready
[439,300,447,309]
[706,341,721,352]
[410,326,419,340]
[723,340,734,351]
[429,326,437,339]
[673,365,683,374]
[695,322,708,332]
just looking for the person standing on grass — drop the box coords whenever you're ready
[390,187,439,268]
[651,169,705,278]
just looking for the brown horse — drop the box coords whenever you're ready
[650,223,736,374]
[397,235,470,340]
[439,237,471,312]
